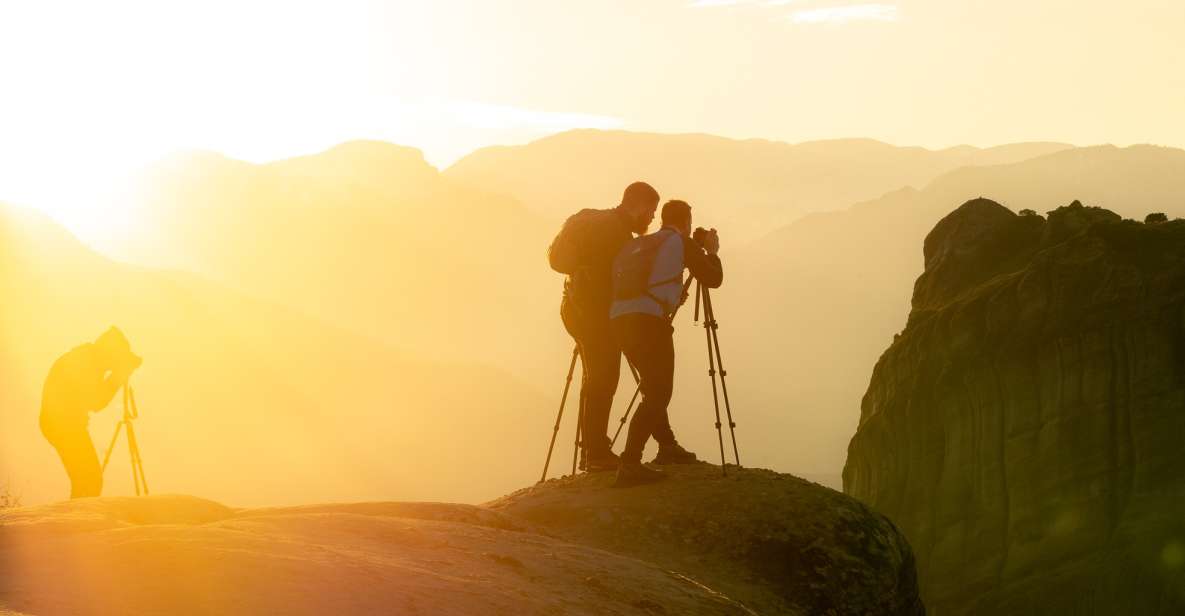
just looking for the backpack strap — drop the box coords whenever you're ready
[641,231,684,312]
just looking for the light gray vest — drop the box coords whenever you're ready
[609,228,685,319]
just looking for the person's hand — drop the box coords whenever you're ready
[113,353,142,382]
[704,228,720,255]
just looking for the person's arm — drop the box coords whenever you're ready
[683,233,723,289]
[89,366,128,412]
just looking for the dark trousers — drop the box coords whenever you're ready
[612,313,677,463]
[42,422,103,498]
[561,301,621,456]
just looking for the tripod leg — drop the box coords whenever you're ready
[699,283,727,477]
[541,346,580,483]
[571,393,585,476]
[703,289,740,468]
[610,361,642,447]
[125,421,149,496]
[610,384,640,447]
[101,421,125,473]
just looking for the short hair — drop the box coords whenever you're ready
[621,181,659,207]
[662,200,691,227]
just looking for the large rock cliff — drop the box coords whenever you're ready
[844,199,1185,614]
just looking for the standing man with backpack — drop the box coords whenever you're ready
[610,200,722,487]
[548,182,660,471]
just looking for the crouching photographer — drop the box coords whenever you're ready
[609,200,723,487]
[40,326,142,498]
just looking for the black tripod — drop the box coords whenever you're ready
[695,280,740,475]
[539,346,642,482]
[608,278,740,475]
[542,345,583,480]
[101,383,150,495]
[540,280,693,482]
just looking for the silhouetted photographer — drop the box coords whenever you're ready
[40,326,142,498]
[548,182,660,472]
[609,200,723,487]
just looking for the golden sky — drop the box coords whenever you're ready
[1,0,1182,235]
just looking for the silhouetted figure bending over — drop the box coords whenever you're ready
[549,182,659,471]
[610,201,722,487]
[40,327,142,498]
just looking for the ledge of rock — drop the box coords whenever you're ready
[490,463,924,615]
[2,464,925,615]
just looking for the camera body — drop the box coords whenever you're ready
[692,226,709,246]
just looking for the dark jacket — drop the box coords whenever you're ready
[549,207,634,320]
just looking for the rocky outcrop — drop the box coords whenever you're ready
[844,199,1185,614]
[0,495,746,615]
[491,463,925,616]
[2,465,924,615]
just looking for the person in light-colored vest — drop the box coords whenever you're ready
[610,200,722,487]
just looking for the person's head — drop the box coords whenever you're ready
[618,181,659,235]
[661,200,693,236]
[95,326,141,371]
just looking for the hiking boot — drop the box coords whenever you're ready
[580,449,620,472]
[651,441,698,465]
[613,461,667,488]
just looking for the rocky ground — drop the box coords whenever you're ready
[1,464,923,615]
[491,463,922,615]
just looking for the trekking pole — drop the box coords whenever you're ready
[540,346,580,483]
[698,282,728,476]
[702,287,740,468]
[610,278,697,447]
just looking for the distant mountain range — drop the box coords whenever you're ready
[109,140,564,383]
[6,130,1182,497]
[445,129,1072,243]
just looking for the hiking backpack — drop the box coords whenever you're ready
[611,229,682,306]
[548,208,603,275]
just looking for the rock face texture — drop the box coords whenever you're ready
[1,465,924,615]
[1,496,745,615]
[844,199,1185,614]
[491,463,924,616]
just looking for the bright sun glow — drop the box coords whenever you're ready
[0,0,622,247]
[0,0,379,242]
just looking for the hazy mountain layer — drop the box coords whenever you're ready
[445,129,1071,243]
[0,203,549,506]
[111,141,565,381]
[844,199,1185,614]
